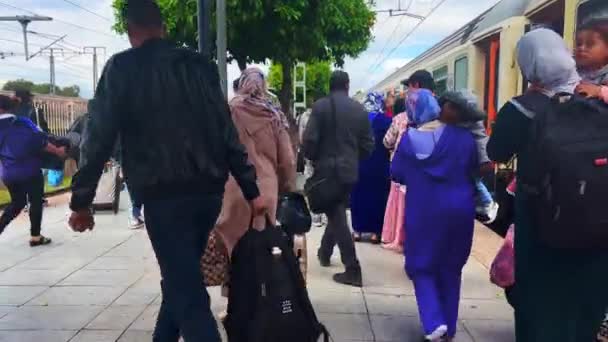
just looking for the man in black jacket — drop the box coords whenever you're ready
[68,2,266,341]
[302,71,374,287]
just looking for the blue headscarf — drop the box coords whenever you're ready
[406,89,440,126]
[364,91,385,114]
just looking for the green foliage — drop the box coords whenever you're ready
[2,79,34,92]
[268,61,331,107]
[110,0,374,113]
[2,79,81,97]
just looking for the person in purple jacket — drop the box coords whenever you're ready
[391,89,478,341]
[0,95,66,246]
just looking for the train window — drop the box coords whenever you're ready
[528,0,565,36]
[577,0,608,26]
[433,66,448,96]
[454,56,468,91]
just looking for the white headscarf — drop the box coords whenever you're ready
[516,28,581,96]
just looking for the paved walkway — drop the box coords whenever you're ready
[0,193,515,342]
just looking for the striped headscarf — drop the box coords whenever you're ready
[234,67,288,127]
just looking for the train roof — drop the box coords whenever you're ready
[371,0,549,91]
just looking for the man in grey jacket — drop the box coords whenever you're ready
[303,71,374,287]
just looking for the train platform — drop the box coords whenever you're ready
[0,193,514,342]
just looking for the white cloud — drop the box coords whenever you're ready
[347,0,501,92]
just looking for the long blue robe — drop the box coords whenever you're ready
[350,111,392,234]
[391,124,477,338]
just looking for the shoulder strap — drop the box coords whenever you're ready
[328,95,338,157]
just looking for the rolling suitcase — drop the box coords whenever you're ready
[92,162,121,214]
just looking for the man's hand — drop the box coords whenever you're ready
[249,196,269,217]
[55,146,68,160]
[576,82,602,98]
[69,209,95,232]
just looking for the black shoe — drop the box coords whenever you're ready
[318,254,331,267]
[29,236,52,247]
[333,266,362,287]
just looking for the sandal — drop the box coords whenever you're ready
[352,232,362,242]
[29,236,52,247]
[370,234,381,245]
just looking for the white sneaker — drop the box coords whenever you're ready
[425,325,448,341]
[482,201,500,224]
[129,216,145,230]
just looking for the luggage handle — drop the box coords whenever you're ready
[248,213,274,230]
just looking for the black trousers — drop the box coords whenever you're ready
[0,172,44,237]
[318,201,359,269]
[144,193,223,342]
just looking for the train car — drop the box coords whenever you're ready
[371,0,608,234]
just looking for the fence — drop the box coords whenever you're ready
[0,91,87,192]
[0,91,87,135]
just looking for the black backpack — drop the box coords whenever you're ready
[224,219,329,342]
[518,92,608,249]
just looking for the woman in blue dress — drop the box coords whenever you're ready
[350,92,392,244]
[391,89,478,341]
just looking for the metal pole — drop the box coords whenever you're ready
[216,0,227,97]
[19,21,29,60]
[49,49,55,95]
[92,49,98,93]
[197,0,211,56]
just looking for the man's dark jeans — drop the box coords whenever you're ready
[144,193,223,342]
[318,200,359,269]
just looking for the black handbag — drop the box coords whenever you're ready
[304,96,344,214]
[277,192,312,235]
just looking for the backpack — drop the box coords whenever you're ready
[517,92,608,250]
[224,219,329,342]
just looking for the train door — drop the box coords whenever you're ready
[477,35,500,135]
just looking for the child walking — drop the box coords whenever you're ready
[574,17,608,342]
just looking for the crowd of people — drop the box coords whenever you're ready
[0,1,607,341]
[332,24,608,342]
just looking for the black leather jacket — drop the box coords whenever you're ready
[70,39,259,210]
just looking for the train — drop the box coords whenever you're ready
[370,0,606,234]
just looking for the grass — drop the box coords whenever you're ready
[0,177,72,206]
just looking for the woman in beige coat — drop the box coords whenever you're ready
[215,67,296,256]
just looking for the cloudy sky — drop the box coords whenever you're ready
[0,0,499,99]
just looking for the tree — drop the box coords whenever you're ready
[268,60,331,108]
[2,79,81,97]
[2,79,34,92]
[111,0,374,118]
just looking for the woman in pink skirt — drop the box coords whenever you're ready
[381,111,408,252]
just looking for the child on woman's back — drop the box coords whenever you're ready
[575,18,608,101]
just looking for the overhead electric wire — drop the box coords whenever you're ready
[367,14,408,73]
[29,31,83,51]
[370,0,449,73]
[0,37,44,48]
[59,0,112,23]
[0,1,124,41]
